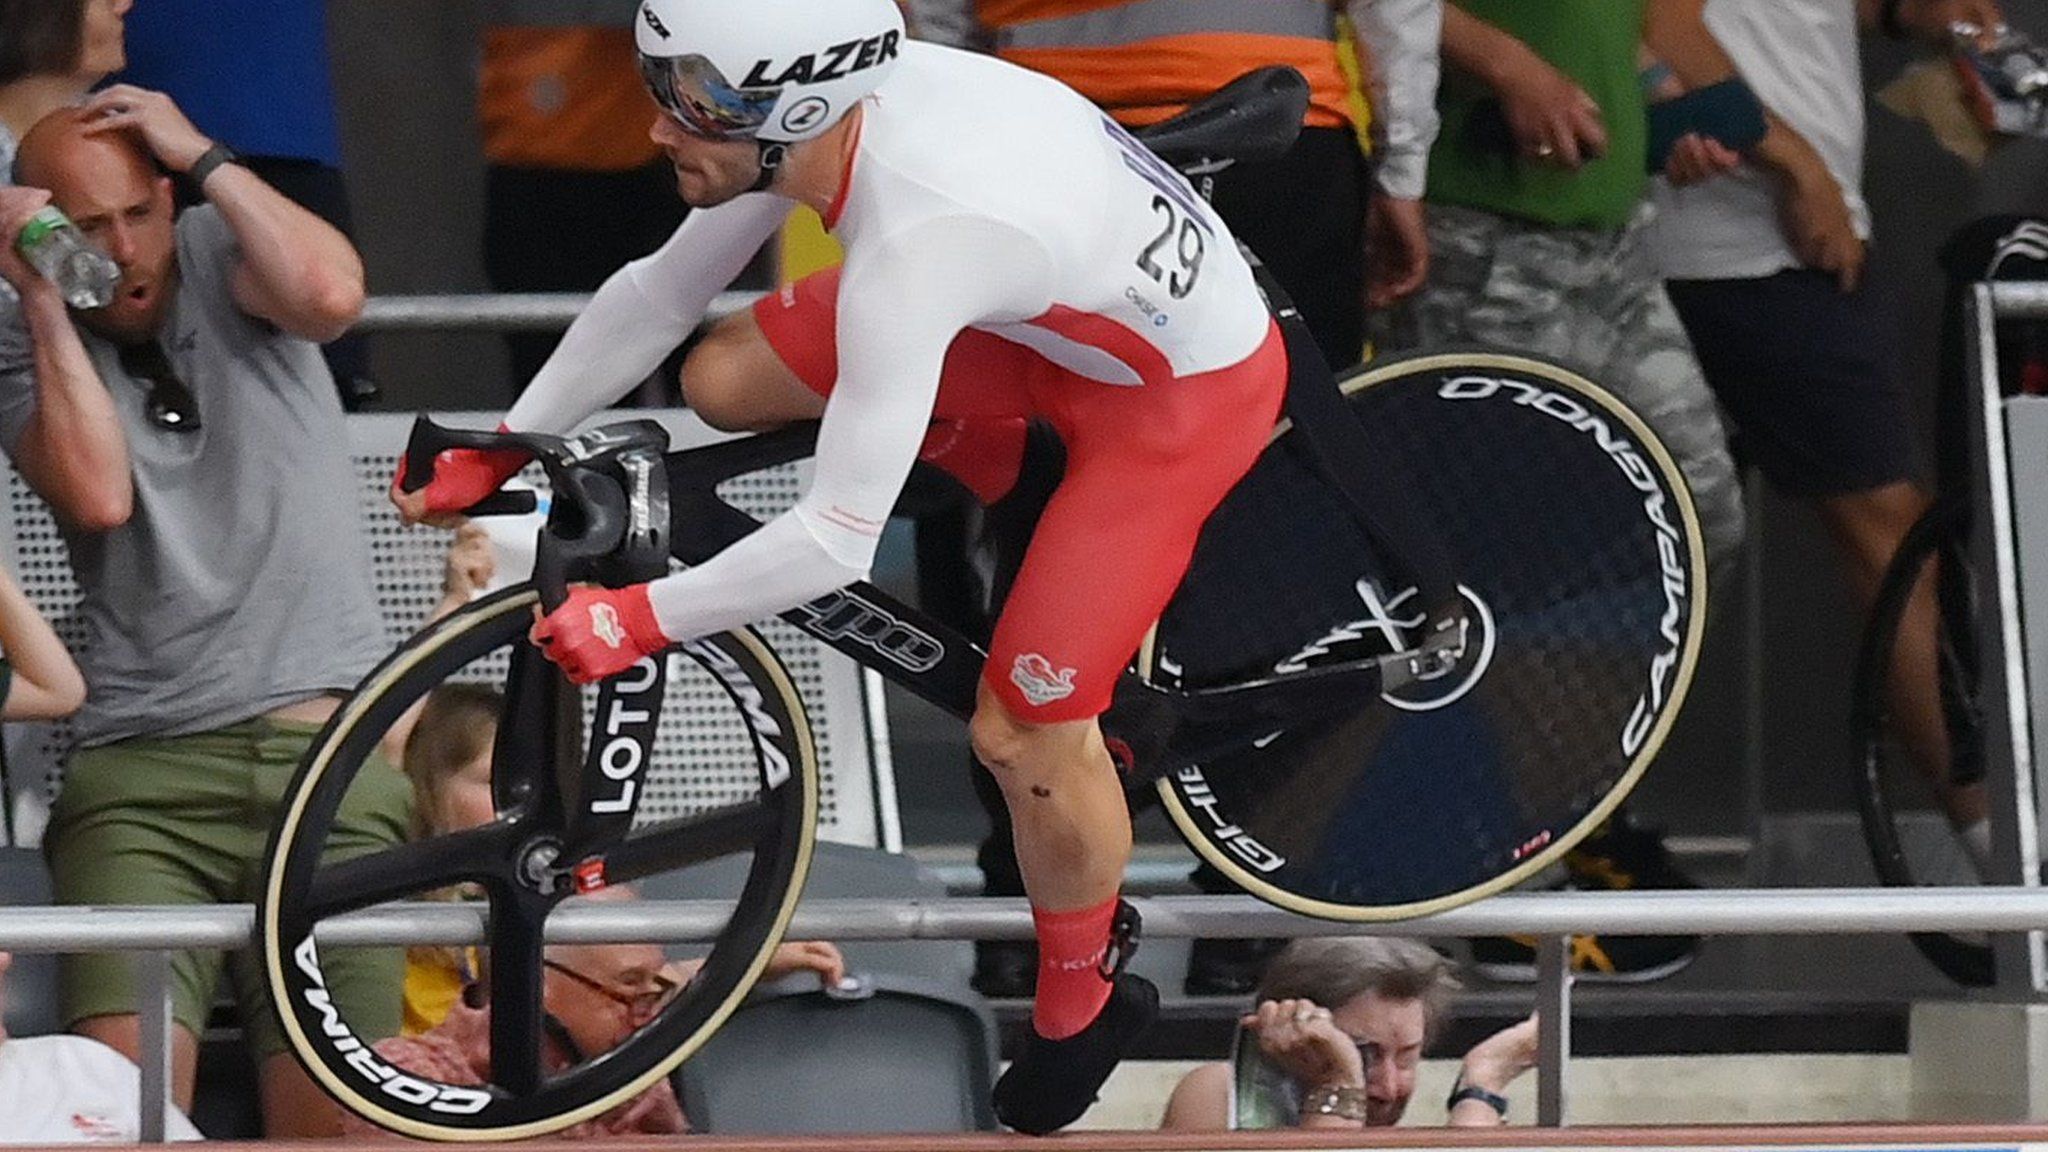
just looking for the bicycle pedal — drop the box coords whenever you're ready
[1379,612,1472,689]
[1099,900,1142,979]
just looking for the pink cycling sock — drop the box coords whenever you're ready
[1031,896,1118,1040]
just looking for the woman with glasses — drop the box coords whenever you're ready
[343,883,844,1139]
[1161,937,1537,1131]
[390,675,846,1046]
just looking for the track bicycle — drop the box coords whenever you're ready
[1848,211,2048,988]
[257,69,1709,1140]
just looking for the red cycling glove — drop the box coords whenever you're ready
[530,584,671,684]
[390,425,531,518]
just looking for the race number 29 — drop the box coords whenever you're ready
[1105,116,1215,300]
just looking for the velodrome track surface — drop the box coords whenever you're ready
[75,1124,2048,1152]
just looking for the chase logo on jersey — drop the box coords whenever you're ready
[742,31,901,88]
[1011,653,1078,706]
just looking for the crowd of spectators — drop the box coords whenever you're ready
[0,0,2035,1141]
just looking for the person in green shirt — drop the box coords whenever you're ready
[1376,0,1741,569]
[1374,0,1743,984]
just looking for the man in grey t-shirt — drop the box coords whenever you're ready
[0,90,405,1137]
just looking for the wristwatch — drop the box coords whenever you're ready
[1301,1082,1368,1122]
[1447,1073,1509,1120]
[186,142,241,191]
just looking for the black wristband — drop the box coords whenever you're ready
[1447,1076,1509,1119]
[1879,0,1912,40]
[185,142,240,191]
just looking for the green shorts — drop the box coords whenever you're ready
[45,716,412,1059]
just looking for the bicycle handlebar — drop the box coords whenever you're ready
[400,417,673,613]
[397,420,542,516]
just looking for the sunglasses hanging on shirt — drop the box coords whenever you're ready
[116,339,201,432]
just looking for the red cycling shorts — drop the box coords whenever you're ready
[754,267,1288,722]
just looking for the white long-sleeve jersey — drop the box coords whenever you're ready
[504,42,1273,647]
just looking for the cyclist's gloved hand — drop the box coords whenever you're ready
[530,583,671,683]
[390,425,531,526]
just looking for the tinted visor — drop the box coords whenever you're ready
[639,52,779,141]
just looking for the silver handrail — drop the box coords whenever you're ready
[1991,281,2048,320]
[10,889,2048,1138]
[33,276,2048,1135]
[353,290,763,333]
[3,888,2048,951]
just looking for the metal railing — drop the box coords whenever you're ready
[12,281,2043,1139]
[355,290,762,333]
[1967,282,2048,992]
[5,888,2048,1139]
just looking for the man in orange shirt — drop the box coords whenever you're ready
[478,18,687,392]
[911,0,1441,366]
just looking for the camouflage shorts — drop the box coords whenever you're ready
[1374,203,1745,567]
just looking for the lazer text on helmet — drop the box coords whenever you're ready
[742,31,901,88]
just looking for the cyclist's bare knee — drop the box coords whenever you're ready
[679,311,824,431]
[970,692,1105,798]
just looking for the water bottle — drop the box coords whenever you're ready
[15,205,120,310]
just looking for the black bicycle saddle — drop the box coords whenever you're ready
[1130,66,1311,166]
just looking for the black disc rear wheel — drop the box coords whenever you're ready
[1147,351,1708,919]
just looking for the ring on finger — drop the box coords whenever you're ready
[1533,142,1557,158]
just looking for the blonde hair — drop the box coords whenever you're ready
[1257,938,1462,1045]
[401,683,503,839]
[399,683,501,973]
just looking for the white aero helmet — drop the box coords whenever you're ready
[636,0,906,145]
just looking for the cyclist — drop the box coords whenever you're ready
[392,0,1299,1133]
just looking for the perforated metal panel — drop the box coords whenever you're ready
[2,468,83,838]
[0,410,891,847]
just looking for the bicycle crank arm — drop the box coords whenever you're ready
[1107,609,1473,789]
[1106,654,1388,789]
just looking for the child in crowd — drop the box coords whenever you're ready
[393,681,845,1037]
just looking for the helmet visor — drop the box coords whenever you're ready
[639,52,779,141]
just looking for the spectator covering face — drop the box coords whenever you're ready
[15,107,178,345]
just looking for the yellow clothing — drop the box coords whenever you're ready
[401,948,477,1037]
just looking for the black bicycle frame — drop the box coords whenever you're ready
[659,421,1401,791]
[396,63,1459,805]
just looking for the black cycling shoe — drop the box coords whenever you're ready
[993,972,1159,1135]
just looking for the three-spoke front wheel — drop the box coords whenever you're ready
[259,586,819,1140]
